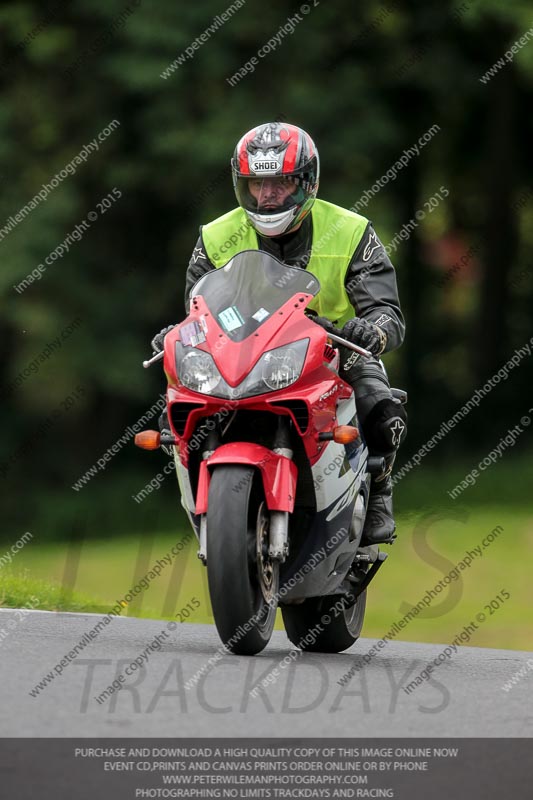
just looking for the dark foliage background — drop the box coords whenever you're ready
[1,0,532,539]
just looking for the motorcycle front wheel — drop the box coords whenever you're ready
[206,465,279,655]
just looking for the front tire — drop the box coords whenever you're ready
[281,590,367,653]
[206,466,279,655]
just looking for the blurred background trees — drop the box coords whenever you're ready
[1,0,532,539]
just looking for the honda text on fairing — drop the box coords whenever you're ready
[136,251,405,655]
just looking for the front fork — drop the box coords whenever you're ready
[198,426,218,566]
[197,416,293,566]
[268,416,293,561]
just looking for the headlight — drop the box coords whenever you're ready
[262,346,305,390]
[236,340,309,398]
[179,350,221,394]
[176,339,309,399]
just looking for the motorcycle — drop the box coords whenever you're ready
[136,250,403,655]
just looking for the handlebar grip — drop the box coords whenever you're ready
[143,351,165,368]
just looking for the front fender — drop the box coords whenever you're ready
[195,442,297,514]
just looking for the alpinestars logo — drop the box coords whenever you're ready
[373,313,393,328]
[362,230,381,262]
[191,247,205,263]
[343,351,360,370]
[390,419,406,447]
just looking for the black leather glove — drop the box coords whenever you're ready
[151,324,177,354]
[306,312,341,336]
[341,317,387,356]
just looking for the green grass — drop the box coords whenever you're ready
[371,506,532,651]
[3,456,532,649]
[3,504,532,651]
[0,570,109,614]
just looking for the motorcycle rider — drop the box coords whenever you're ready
[152,122,407,545]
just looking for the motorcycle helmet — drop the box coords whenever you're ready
[231,122,319,237]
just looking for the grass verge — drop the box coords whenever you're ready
[3,504,532,650]
[0,570,110,614]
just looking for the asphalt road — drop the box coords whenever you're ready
[1,609,531,737]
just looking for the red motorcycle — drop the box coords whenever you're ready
[137,250,394,655]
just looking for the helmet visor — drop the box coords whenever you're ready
[235,175,310,215]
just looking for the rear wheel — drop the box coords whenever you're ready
[206,466,279,655]
[281,590,366,653]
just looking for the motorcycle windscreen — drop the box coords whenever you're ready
[190,250,320,342]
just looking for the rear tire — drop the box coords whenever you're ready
[281,590,366,653]
[206,466,278,655]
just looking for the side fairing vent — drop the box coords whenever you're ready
[270,400,309,434]
[170,402,204,435]
[323,344,337,362]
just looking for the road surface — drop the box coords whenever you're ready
[1,609,531,736]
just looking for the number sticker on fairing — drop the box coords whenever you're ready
[180,321,206,347]
[218,306,245,332]
[252,307,269,322]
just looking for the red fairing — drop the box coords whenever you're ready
[162,298,352,471]
[163,327,181,387]
[196,460,210,513]
[182,293,314,387]
[195,442,297,514]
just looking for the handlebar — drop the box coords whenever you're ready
[325,332,373,359]
[142,331,372,369]
[143,351,164,369]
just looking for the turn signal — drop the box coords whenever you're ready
[134,430,161,450]
[333,425,359,444]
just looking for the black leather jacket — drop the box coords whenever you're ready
[184,210,405,353]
